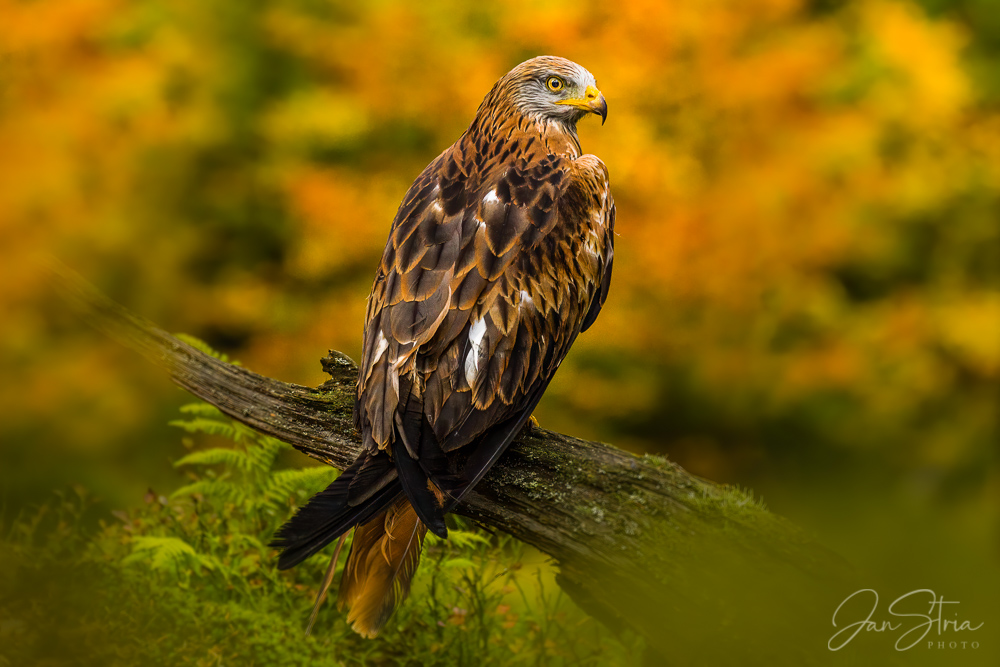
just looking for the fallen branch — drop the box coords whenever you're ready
[51,264,855,666]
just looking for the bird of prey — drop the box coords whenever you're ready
[272,55,615,638]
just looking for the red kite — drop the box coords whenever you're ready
[273,56,614,637]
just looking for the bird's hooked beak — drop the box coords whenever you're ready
[556,85,608,125]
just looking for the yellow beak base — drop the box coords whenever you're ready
[555,85,608,124]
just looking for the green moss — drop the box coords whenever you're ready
[641,453,670,468]
[684,484,769,524]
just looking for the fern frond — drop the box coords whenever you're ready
[173,447,252,472]
[171,479,243,504]
[169,417,241,441]
[229,421,262,444]
[263,467,340,508]
[427,529,491,549]
[178,402,224,418]
[123,536,220,574]
[173,333,241,366]
[244,435,287,473]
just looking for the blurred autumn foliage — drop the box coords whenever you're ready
[1,0,998,591]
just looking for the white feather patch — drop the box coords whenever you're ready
[464,317,487,385]
[372,331,388,364]
[483,189,500,205]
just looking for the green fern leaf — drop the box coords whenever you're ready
[173,447,252,471]
[263,467,339,507]
[124,536,195,570]
[427,530,491,549]
[178,402,224,418]
[173,333,241,366]
[170,479,241,503]
[125,536,223,575]
[244,436,286,473]
[169,418,240,441]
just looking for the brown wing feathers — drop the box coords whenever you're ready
[272,56,615,638]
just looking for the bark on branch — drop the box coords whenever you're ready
[51,264,855,666]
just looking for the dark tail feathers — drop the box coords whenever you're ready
[271,452,402,570]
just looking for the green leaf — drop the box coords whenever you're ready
[124,536,197,571]
[244,436,286,473]
[263,467,339,506]
[173,447,251,471]
[170,479,240,503]
[173,333,240,365]
[446,530,491,550]
[178,402,224,417]
[169,417,241,441]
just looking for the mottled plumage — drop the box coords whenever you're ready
[272,55,615,637]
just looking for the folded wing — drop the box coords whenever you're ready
[356,150,616,520]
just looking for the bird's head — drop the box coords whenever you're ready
[491,56,608,127]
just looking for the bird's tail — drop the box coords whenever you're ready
[337,495,427,638]
[271,451,401,570]
[271,450,428,638]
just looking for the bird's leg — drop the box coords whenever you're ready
[305,531,348,636]
[517,414,540,440]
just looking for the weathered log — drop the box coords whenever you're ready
[51,264,857,666]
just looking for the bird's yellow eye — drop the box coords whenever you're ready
[546,77,564,92]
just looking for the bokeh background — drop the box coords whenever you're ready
[1,0,998,663]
